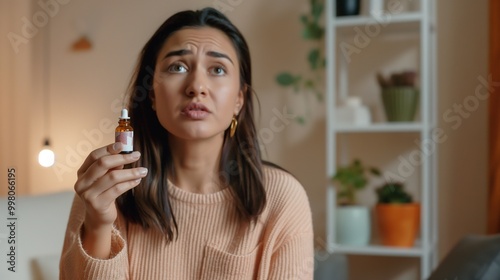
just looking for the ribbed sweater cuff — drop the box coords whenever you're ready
[70,225,128,280]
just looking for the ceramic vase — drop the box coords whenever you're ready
[336,0,361,16]
[336,205,371,246]
[381,86,419,122]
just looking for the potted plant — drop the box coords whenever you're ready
[332,159,381,246]
[374,181,420,247]
[376,70,419,122]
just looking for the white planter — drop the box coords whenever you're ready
[370,0,384,15]
[336,205,371,246]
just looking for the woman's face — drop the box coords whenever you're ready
[151,27,244,142]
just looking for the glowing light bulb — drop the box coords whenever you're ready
[38,139,55,167]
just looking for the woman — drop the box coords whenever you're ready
[60,7,314,280]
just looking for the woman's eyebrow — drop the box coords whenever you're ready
[164,49,233,65]
[165,49,192,59]
[207,51,233,65]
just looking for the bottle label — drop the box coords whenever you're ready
[115,131,133,152]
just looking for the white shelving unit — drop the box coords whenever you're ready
[325,0,437,279]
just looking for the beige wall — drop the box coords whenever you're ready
[0,0,489,279]
[0,0,34,198]
[436,0,489,261]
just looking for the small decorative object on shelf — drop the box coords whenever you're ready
[374,181,420,247]
[370,0,384,15]
[376,70,420,122]
[336,0,361,17]
[335,96,372,126]
[332,159,381,245]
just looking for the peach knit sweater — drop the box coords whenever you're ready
[60,166,314,280]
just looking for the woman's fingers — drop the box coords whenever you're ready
[97,176,144,208]
[77,142,123,177]
[83,167,148,202]
[76,151,141,192]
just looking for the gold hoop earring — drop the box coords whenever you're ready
[230,116,238,138]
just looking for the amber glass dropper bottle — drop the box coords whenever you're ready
[115,108,133,154]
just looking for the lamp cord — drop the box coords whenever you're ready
[43,22,51,143]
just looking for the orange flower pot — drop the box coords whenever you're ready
[375,203,420,247]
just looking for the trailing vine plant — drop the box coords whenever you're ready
[275,0,326,125]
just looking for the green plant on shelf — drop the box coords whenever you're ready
[332,159,381,206]
[375,181,414,204]
[275,0,326,125]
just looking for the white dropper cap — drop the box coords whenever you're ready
[120,108,130,119]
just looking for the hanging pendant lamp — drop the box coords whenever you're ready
[38,23,55,167]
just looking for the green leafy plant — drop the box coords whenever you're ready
[375,182,413,204]
[275,0,326,125]
[332,159,381,206]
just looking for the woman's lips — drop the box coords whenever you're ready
[181,102,210,120]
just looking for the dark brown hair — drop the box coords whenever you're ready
[116,7,266,241]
